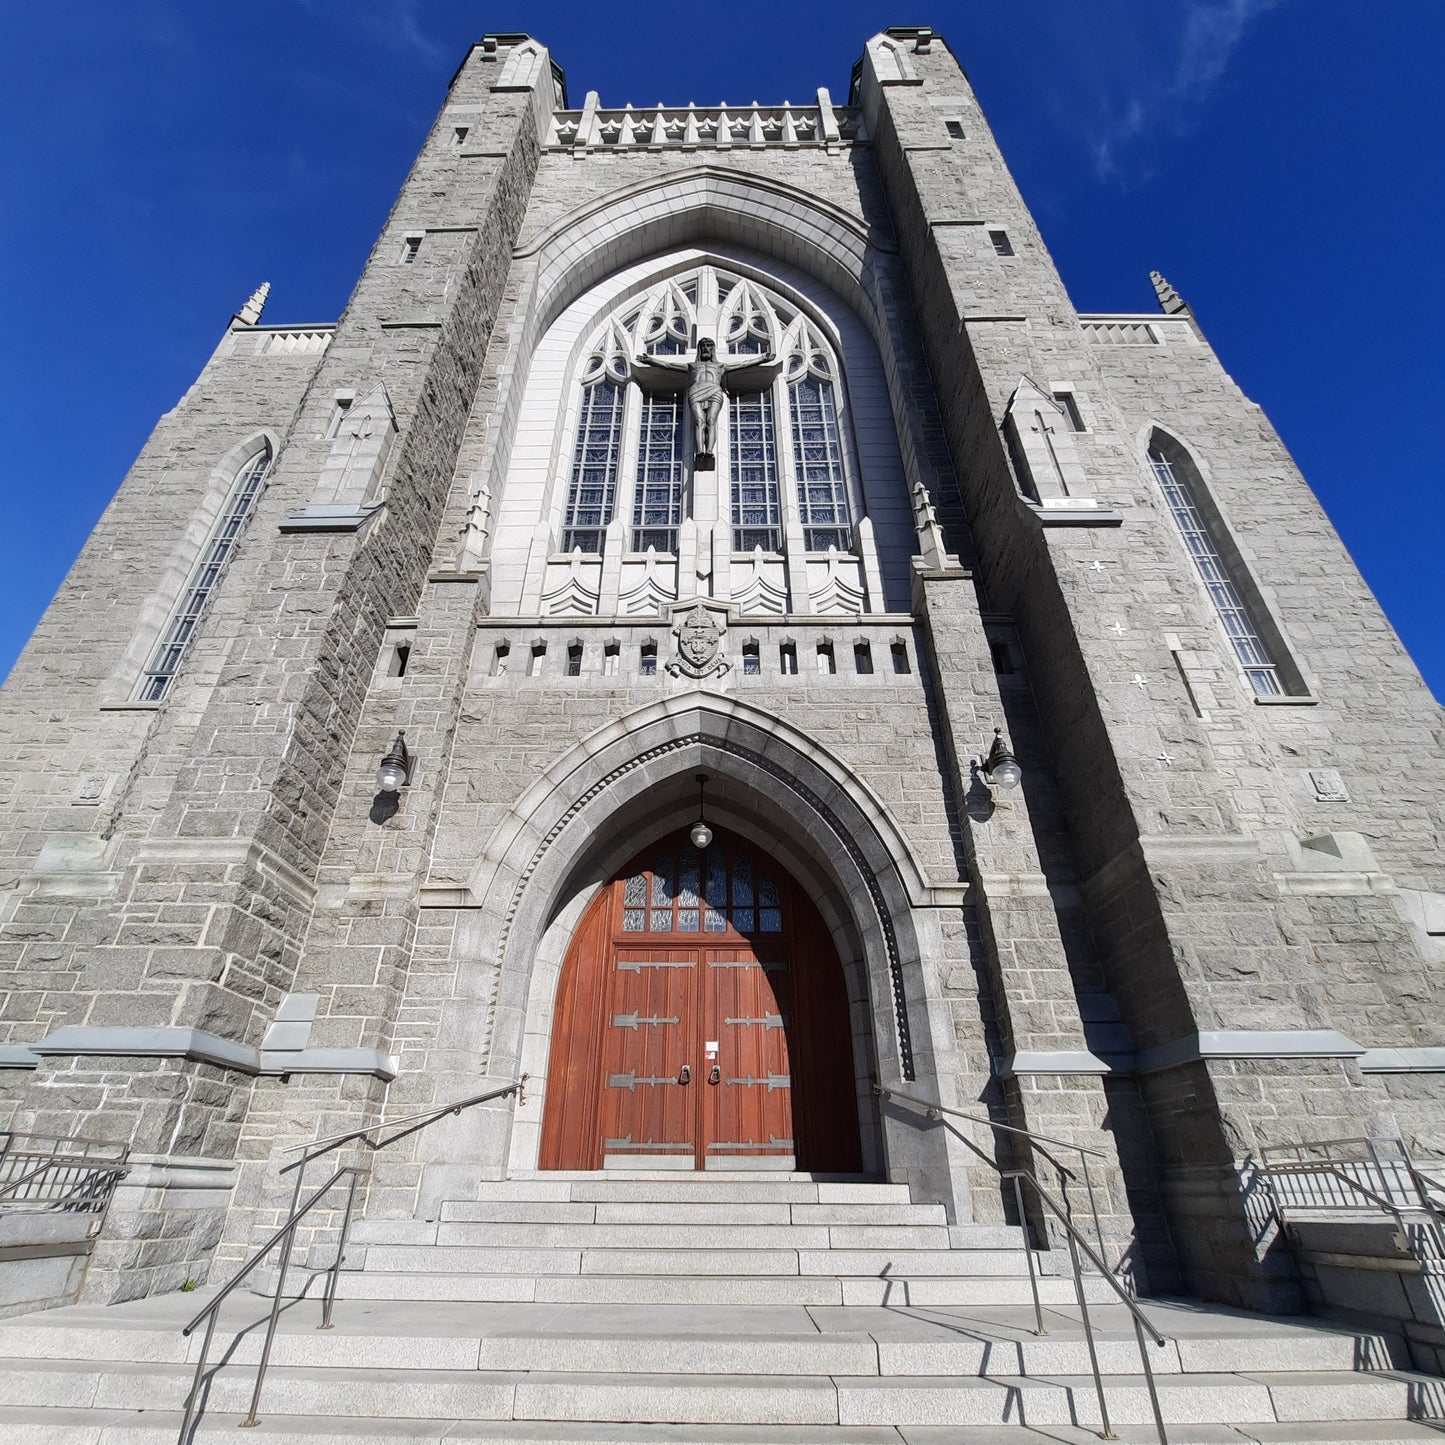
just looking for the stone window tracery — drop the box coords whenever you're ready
[551,264,874,615]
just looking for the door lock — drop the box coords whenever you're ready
[708,1065,720,1085]
[678,1064,691,1084]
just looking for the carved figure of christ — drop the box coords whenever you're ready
[634,336,780,471]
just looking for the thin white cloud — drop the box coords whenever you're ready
[1092,0,1284,183]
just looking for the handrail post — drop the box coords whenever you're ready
[1081,1155,1107,1273]
[320,1168,361,1330]
[1132,1312,1170,1444]
[174,1078,526,1444]
[1066,1226,1116,1441]
[177,1306,217,1445]
[241,1161,307,1428]
[1011,1173,1046,1336]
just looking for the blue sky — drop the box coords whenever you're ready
[2,2,1441,697]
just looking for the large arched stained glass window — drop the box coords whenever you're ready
[137,445,272,701]
[556,266,858,565]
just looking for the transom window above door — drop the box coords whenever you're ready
[621,836,784,935]
[559,266,860,563]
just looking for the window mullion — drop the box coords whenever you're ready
[609,382,644,553]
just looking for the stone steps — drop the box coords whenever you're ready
[0,1355,1432,1430]
[331,1270,1114,1306]
[1,1174,1440,1441]
[2,1409,1444,1445]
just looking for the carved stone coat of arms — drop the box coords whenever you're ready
[667,602,729,678]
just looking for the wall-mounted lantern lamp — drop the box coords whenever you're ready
[982,728,1022,790]
[377,731,412,792]
[690,773,714,850]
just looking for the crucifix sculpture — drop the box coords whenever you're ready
[634,337,779,471]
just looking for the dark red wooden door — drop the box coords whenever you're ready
[539,828,861,1172]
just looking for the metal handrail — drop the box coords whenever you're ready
[875,1080,1168,1444]
[0,1164,128,1209]
[874,1082,1110,1160]
[279,1080,526,1174]
[176,1077,526,1444]
[1259,1134,1445,1269]
[0,1131,130,1220]
[874,1082,1110,1266]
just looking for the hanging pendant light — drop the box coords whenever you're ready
[690,772,714,850]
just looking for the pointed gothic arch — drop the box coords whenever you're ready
[443,693,963,1185]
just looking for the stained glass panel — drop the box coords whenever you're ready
[617,838,784,937]
[678,847,701,908]
[732,855,754,906]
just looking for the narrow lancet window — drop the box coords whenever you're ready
[561,379,624,554]
[137,445,272,701]
[632,392,684,552]
[782,322,853,553]
[1149,443,1282,696]
[731,389,781,552]
[791,373,851,551]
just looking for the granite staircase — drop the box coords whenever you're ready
[0,1172,1442,1443]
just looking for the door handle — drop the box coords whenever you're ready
[678,1064,691,1084]
[708,1065,720,1085]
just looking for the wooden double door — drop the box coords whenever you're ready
[540,829,862,1172]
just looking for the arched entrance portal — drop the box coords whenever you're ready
[540,826,863,1172]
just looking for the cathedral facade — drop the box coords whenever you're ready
[1,28,1442,1319]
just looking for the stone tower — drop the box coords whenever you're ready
[0,27,1441,1323]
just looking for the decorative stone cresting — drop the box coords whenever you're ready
[549,97,864,153]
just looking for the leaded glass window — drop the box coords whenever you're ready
[616,836,784,935]
[562,380,624,553]
[1149,445,1282,697]
[632,392,684,552]
[731,390,781,552]
[137,446,272,702]
[790,375,851,551]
